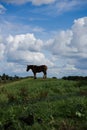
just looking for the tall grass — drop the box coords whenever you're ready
[0,78,87,130]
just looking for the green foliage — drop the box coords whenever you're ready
[0,78,87,130]
[0,73,21,84]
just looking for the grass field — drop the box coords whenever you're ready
[0,78,87,130]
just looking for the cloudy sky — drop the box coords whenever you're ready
[0,0,87,78]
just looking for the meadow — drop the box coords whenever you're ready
[0,78,87,130]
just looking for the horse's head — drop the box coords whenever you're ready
[26,65,30,71]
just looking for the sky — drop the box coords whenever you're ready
[0,0,87,78]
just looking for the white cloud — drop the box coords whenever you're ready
[64,64,77,71]
[46,17,87,59]
[0,43,5,60]
[71,17,87,57]
[1,0,55,5]
[36,0,87,16]
[32,0,55,5]
[6,33,43,52]
[0,35,5,60]
[0,4,6,14]
[46,30,74,56]
[1,0,86,8]
[0,21,45,38]
[55,0,81,14]
[0,17,87,77]
[0,62,25,75]
[45,17,87,76]
[5,33,54,68]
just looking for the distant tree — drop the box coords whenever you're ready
[0,75,2,82]
[62,76,87,81]
[2,73,6,80]
[52,77,57,79]
[14,75,19,80]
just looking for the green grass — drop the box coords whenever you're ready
[0,78,87,130]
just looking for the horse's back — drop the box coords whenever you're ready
[39,65,47,70]
[34,65,47,72]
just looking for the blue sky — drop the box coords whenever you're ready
[0,0,87,78]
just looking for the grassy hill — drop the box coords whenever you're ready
[0,78,87,130]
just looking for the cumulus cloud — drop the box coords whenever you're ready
[6,33,43,52]
[46,17,87,58]
[0,0,55,5]
[46,30,73,56]
[1,17,87,77]
[0,43,5,60]
[46,17,87,74]
[5,33,54,68]
[71,17,87,58]
[0,35,5,60]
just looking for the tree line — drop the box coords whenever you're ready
[0,73,21,83]
[62,76,87,81]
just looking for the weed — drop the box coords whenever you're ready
[7,93,17,103]
[37,91,48,101]
[19,87,29,103]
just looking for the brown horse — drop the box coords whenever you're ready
[26,65,47,79]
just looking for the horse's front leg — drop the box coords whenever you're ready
[34,73,36,79]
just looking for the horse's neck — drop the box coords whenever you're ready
[31,66,35,71]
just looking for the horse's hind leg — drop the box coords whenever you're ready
[43,72,47,79]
